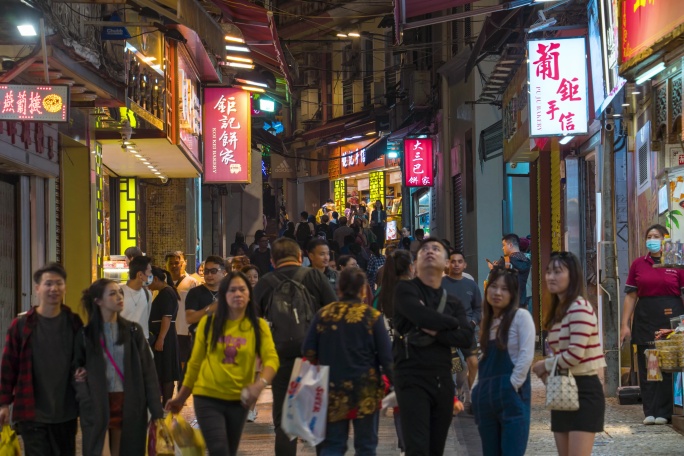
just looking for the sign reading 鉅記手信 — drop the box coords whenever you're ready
[0,85,69,123]
[202,88,252,183]
[527,37,589,137]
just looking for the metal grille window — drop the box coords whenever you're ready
[464,3,472,43]
[638,143,648,186]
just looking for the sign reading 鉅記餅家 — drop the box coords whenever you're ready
[527,37,588,137]
[404,138,433,187]
[0,85,69,122]
[203,88,251,183]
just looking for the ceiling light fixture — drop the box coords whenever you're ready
[147,165,154,169]
[559,136,573,145]
[238,85,265,93]
[348,32,361,37]
[235,78,267,88]
[225,62,255,69]
[134,154,142,157]
[226,55,253,63]
[154,172,161,175]
[636,62,666,85]
[336,33,348,38]
[17,24,37,37]
[225,35,245,43]
[150,168,157,172]
[226,45,250,53]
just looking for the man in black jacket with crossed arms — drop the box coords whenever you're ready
[393,238,473,456]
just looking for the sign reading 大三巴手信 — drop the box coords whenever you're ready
[527,37,589,137]
[0,84,69,123]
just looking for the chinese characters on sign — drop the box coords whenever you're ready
[0,85,69,122]
[369,171,385,208]
[334,179,346,211]
[338,139,385,176]
[404,138,433,187]
[621,0,684,67]
[527,38,589,137]
[202,88,251,183]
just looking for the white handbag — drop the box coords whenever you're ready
[545,356,580,411]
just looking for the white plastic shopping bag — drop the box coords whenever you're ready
[281,357,329,446]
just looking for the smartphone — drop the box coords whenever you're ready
[485,258,493,266]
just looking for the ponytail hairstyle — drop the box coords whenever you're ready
[151,266,180,300]
[210,272,261,356]
[378,250,413,318]
[81,278,125,353]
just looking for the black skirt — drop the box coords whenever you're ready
[551,375,605,433]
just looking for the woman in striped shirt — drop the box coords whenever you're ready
[532,251,606,456]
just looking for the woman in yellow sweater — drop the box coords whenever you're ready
[166,271,279,456]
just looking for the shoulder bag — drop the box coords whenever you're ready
[545,356,579,411]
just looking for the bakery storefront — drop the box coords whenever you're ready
[328,139,403,244]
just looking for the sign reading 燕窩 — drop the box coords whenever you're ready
[404,138,433,187]
[527,38,589,137]
[0,84,69,123]
[203,88,251,183]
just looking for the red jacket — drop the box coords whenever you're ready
[0,306,83,422]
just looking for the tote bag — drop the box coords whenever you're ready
[545,356,580,411]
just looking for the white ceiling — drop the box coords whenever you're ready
[100,139,201,179]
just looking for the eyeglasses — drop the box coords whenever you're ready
[204,268,224,275]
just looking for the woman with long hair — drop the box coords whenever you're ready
[147,266,182,405]
[376,250,415,322]
[302,268,393,456]
[471,268,535,455]
[74,279,163,456]
[166,272,279,456]
[532,252,606,456]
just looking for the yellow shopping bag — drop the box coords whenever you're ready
[145,418,174,456]
[0,425,20,456]
[165,413,206,456]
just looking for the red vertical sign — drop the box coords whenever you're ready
[404,138,433,187]
[203,88,252,183]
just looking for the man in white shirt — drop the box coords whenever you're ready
[121,256,153,339]
[165,251,198,367]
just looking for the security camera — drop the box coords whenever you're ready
[160,176,169,184]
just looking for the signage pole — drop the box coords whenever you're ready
[40,19,49,84]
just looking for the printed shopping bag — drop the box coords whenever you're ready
[146,418,175,456]
[281,357,330,446]
[646,349,663,381]
[165,413,206,456]
[545,356,579,411]
[0,425,20,456]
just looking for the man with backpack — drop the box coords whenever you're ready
[253,238,337,456]
[294,211,315,250]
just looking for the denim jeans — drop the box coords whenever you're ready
[319,412,379,456]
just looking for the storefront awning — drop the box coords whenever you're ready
[387,121,425,142]
[253,128,287,156]
[301,110,374,142]
[209,0,293,88]
[363,136,388,165]
[99,137,201,179]
[168,25,221,82]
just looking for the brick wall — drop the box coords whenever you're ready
[140,178,188,266]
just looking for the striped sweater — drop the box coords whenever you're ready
[543,297,606,376]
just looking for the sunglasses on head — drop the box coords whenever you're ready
[550,251,571,258]
[490,265,519,275]
[204,268,223,275]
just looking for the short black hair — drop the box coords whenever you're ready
[332,211,339,218]
[204,255,225,269]
[502,233,520,247]
[33,263,67,284]
[307,238,329,253]
[449,250,465,260]
[124,246,143,259]
[417,238,449,259]
[415,228,424,236]
[129,255,152,278]
[300,211,309,219]
[645,224,669,239]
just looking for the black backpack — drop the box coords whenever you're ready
[263,268,317,358]
[295,222,312,247]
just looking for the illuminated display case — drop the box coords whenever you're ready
[103,256,129,283]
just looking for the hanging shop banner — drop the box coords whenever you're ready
[339,139,385,176]
[203,88,252,183]
[333,179,346,212]
[527,37,589,137]
[620,0,684,69]
[0,84,69,122]
[404,138,434,187]
[177,46,201,160]
[369,171,385,206]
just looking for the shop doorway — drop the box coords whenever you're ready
[0,176,18,353]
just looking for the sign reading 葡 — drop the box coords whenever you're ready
[527,37,589,137]
[0,84,69,123]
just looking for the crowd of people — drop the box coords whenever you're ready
[1,217,639,456]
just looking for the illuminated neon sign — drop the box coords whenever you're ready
[0,84,69,122]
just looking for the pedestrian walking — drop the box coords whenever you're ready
[120,255,153,340]
[74,279,163,456]
[165,251,198,371]
[166,272,279,456]
[147,266,182,406]
[295,212,315,250]
[0,263,83,456]
[366,242,386,291]
[308,238,339,293]
[620,224,684,425]
[370,200,387,249]
[250,234,272,276]
[241,264,261,422]
[532,251,606,456]
[283,222,297,240]
[338,254,373,307]
[302,268,393,456]
[186,256,226,337]
[392,239,474,456]
[376,250,414,326]
[471,267,535,456]
[230,232,250,257]
[253,237,337,456]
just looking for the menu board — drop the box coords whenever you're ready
[333,179,346,212]
[369,171,385,207]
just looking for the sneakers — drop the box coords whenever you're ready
[643,416,655,425]
[247,408,258,422]
[655,417,668,425]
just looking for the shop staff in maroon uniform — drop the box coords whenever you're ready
[0,263,83,456]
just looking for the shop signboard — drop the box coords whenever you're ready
[333,179,346,213]
[527,37,589,137]
[369,171,385,207]
[203,88,251,183]
[339,139,385,176]
[177,46,201,160]
[0,84,69,122]
[404,138,433,187]
[620,0,684,70]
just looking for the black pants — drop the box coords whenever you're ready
[17,419,77,456]
[395,371,454,456]
[637,343,673,420]
[194,395,249,456]
[272,357,297,456]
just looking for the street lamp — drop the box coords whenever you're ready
[17,24,37,36]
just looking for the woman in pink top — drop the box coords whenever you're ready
[532,251,606,456]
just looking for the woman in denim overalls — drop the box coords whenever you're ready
[472,267,536,456]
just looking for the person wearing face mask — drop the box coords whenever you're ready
[619,224,684,425]
[120,256,154,340]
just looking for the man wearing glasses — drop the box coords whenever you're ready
[185,256,226,338]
